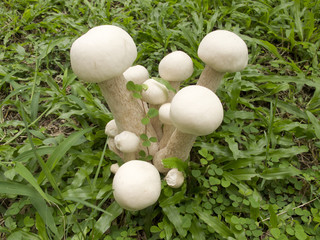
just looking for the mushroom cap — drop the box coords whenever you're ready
[158,103,172,125]
[165,168,184,188]
[123,65,149,84]
[114,131,140,153]
[112,160,161,211]
[105,119,119,137]
[70,25,137,83]
[170,85,223,136]
[141,79,168,105]
[110,163,120,174]
[159,51,194,82]
[197,30,248,73]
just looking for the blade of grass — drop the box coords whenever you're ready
[37,127,93,184]
[194,207,234,238]
[0,181,59,237]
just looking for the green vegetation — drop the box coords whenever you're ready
[1,0,319,239]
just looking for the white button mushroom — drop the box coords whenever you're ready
[70,25,159,157]
[170,85,223,136]
[114,131,140,161]
[159,51,194,83]
[153,85,224,173]
[112,160,161,211]
[110,163,120,174]
[141,79,169,105]
[123,65,149,84]
[105,119,119,137]
[158,103,172,125]
[197,30,248,92]
[70,25,137,83]
[165,168,184,188]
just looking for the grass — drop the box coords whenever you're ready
[0,0,320,239]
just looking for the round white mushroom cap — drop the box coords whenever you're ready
[158,103,172,125]
[197,30,248,73]
[123,65,149,84]
[70,25,137,83]
[170,85,224,136]
[141,79,169,105]
[165,168,184,188]
[159,51,194,82]
[114,131,140,153]
[112,160,161,211]
[105,119,119,137]
[110,163,120,174]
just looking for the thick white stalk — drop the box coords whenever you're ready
[98,74,158,156]
[197,65,224,92]
[153,130,196,173]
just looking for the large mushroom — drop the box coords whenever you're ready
[70,25,158,156]
[153,85,224,173]
[197,30,248,91]
[112,160,161,211]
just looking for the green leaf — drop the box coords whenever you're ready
[14,162,51,203]
[126,81,135,91]
[37,128,93,184]
[94,202,123,238]
[269,205,278,228]
[141,117,150,125]
[162,157,188,172]
[153,77,177,93]
[259,167,301,180]
[306,111,320,139]
[147,108,159,118]
[162,205,187,237]
[270,228,281,238]
[194,208,234,238]
[64,197,112,215]
[0,181,59,237]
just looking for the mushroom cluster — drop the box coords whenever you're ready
[70,25,248,211]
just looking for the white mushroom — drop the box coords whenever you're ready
[112,160,161,211]
[165,168,184,188]
[114,131,140,161]
[197,30,248,91]
[110,163,120,174]
[170,86,223,136]
[123,65,149,84]
[158,51,193,147]
[141,79,169,105]
[105,119,119,137]
[158,103,172,125]
[159,50,194,97]
[153,86,224,173]
[70,25,158,156]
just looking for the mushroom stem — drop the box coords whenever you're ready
[197,65,224,92]
[153,130,196,173]
[98,74,158,156]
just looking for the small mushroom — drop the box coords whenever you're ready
[197,30,248,91]
[153,86,224,173]
[114,131,140,161]
[105,119,119,137]
[112,160,161,211]
[141,79,169,105]
[123,65,149,84]
[110,163,120,174]
[158,103,172,126]
[165,168,184,188]
[159,50,194,99]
